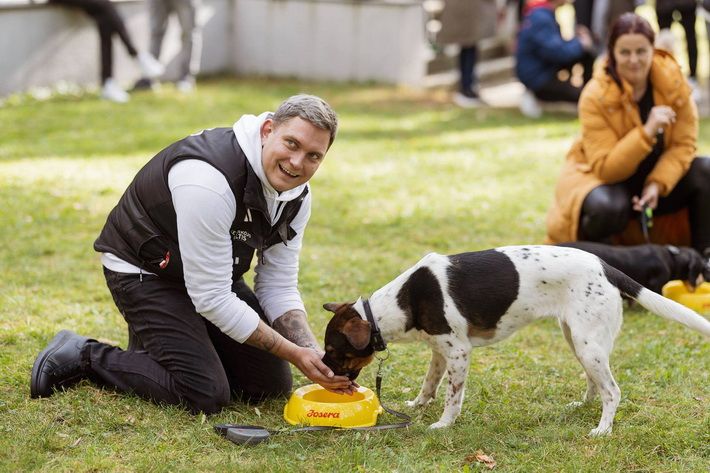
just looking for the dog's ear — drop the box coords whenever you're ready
[341,317,371,350]
[323,302,342,313]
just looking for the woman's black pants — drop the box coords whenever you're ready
[579,157,710,255]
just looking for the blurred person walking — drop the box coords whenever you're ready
[437,0,498,108]
[50,0,163,102]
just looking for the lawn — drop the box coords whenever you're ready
[0,78,708,472]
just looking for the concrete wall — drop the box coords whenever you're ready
[0,0,428,97]
[232,0,428,85]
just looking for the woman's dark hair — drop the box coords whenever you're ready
[605,13,655,85]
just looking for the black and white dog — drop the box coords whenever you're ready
[322,245,710,436]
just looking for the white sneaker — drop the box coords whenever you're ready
[101,78,129,103]
[519,89,542,118]
[453,91,484,108]
[176,77,196,93]
[137,52,164,79]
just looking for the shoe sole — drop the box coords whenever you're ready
[30,330,73,398]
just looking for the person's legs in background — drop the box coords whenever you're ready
[656,3,700,101]
[676,4,698,81]
[133,0,170,90]
[574,0,594,29]
[50,0,162,101]
[174,0,202,92]
[453,45,483,108]
[533,76,582,103]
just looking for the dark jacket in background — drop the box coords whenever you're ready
[515,5,586,91]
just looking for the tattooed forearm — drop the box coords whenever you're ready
[246,321,283,354]
[272,310,320,350]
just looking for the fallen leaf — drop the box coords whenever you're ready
[125,415,136,424]
[471,450,496,470]
[201,413,206,424]
[254,407,261,418]
[693,396,703,402]
[71,437,82,448]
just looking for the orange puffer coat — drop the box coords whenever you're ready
[545,49,697,244]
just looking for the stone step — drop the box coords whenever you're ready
[424,55,515,89]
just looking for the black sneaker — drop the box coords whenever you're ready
[30,330,92,398]
[453,89,484,108]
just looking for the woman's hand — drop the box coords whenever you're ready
[290,346,358,395]
[632,181,660,211]
[643,105,676,138]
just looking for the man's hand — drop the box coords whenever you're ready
[249,315,357,394]
[289,346,358,395]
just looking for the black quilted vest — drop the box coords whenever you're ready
[94,127,308,282]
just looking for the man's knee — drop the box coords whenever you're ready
[238,372,292,403]
[182,377,231,415]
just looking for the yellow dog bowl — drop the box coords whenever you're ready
[283,384,383,428]
[662,280,710,315]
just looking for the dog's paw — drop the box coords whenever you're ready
[588,426,612,437]
[406,396,432,408]
[428,420,451,429]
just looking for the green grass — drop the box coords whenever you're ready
[1,78,708,472]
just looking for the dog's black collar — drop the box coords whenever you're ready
[362,298,387,352]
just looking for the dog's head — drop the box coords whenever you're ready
[667,245,710,291]
[321,302,376,381]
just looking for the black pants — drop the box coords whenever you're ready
[83,268,292,414]
[579,157,710,254]
[459,45,478,94]
[533,52,596,103]
[657,4,697,78]
[50,0,138,83]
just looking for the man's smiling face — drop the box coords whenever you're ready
[260,117,331,192]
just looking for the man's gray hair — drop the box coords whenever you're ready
[272,94,338,147]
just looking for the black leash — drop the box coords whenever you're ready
[640,203,654,243]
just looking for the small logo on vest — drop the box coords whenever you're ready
[232,230,251,242]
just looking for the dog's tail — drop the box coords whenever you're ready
[602,261,710,337]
